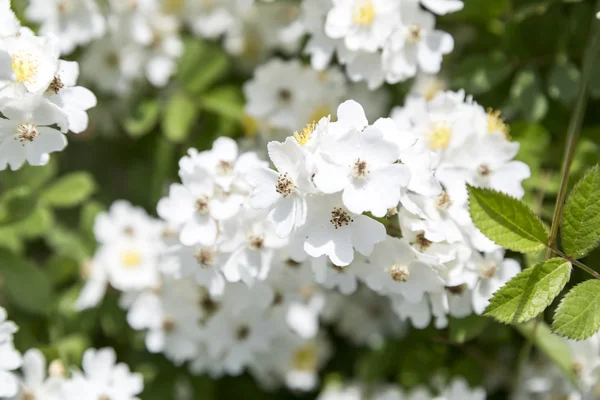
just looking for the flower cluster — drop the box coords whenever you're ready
[316,377,485,400]
[0,1,97,171]
[302,0,461,88]
[0,307,143,399]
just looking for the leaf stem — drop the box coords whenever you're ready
[513,3,600,396]
[547,246,600,281]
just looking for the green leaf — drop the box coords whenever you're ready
[45,225,91,263]
[163,91,198,143]
[0,249,53,315]
[41,172,97,208]
[9,207,54,238]
[183,43,229,94]
[449,315,490,344]
[553,280,600,340]
[515,320,577,384]
[547,58,580,104]
[0,158,58,191]
[510,69,549,122]
[199,85,244,121]
[484,258,571,324]
[451,52,514,95]
[467,185,549,253]
[561,166,600,259]
[124,99,160,138]
[0,186,38,226]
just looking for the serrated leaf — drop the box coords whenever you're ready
[163,91,198,143]
[516,320,577,384]
[484,258,571,324]
[553,280,600,340]
[561,166,600,259]
[467,185,549,253]
[0,249,53,315]
[41,172,97,208]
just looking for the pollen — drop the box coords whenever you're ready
[293,121,316,146]
[275,172,295,197]
[195,197,210,214]
[351,158,369,179]
[292,344,318,371]
[407,25,422,43]
[47,76,64,94]
[479,263,497,280]
[330,207,353,229]
[352,1,376,26]
[248,234,265,250]
[217,160,234,175]
[476,164,491,179]
[16,123,39,143]
[120,250,142,268]
[426,121,452,150]
[389,264,410,282]
[415,232,432,251]
[11,51,39,84]
[436,190,451,211]
[195,248,216,267]
[487,108,510,138]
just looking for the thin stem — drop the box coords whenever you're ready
[547,246,600,280]
[512,3,600,397]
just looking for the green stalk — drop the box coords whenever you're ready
[512,2,600,396]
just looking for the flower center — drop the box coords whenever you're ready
[426,121,452,150]
[236,325,250,341]
[195,248,216,267]
[293,121,316,146]
[22,391,36,400]
[479,263,497,279]
[352,1,375,26]
[292,344,318,371]
[195,197,210,214]
[275,172,295,197]
[436,191,451,211]
[217,160,234,176]
[162,319,175,332]
[48,359,66,377]
[476,164,491,179]
[200,295,219,316]
[16,123,39,142]
[351,158,369,179]
[278,88,292,103]
[11,51,39,84]
[408,25,422,43]
[47,76,64,94]
[242,114,258,138]
[248,234,265,249]
[120,250,142,268]
[104,51,119,67]
[487,108,510,138]
[389,264,410,282]
[330,207,353,229]
[415,232,432,251]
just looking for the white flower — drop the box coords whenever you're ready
[382,3,454,82]
[325,0,400,52]
[303,194,386,266]
[0,0,20,38]
[25,0,106,55]
[94,200,162,245]
[62,348,143,400]
[469,251,520,315]
[10,349,64,400]
[169,243,227,296]
[0,307,21,398]
[365,237,445,302]
[420,0,464,15]
[0,97,68,170]
[311,255,359,294]
[45,60,97,134]
[0,32,60,97]
[247,137,314,238]
[314,100,411,217]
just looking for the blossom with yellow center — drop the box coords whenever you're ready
[292,344,318,371]
[426,121,452,150]
[293,121,316,146]
[120,250,143,269]
[486,108,510,139]
[11,51,39,84]
[352,1,376,26]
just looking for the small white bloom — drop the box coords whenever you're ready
[470,251,521,314]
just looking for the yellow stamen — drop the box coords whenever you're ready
[426,121,452,150]
[293,121,316,146]
[120,250,142,268]
[487,108,510,139]
[11,52,39,84]
[292,344,318,371]
[352,1,376,26]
